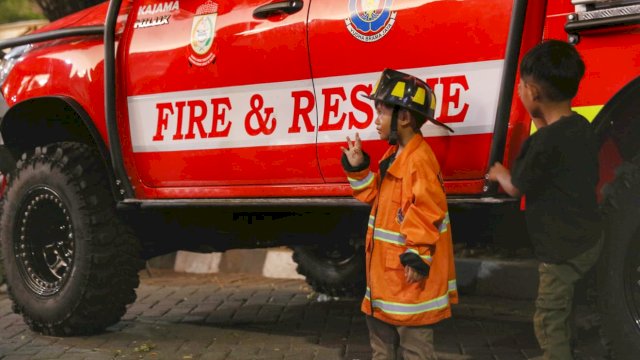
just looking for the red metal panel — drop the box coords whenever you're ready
[318,134,494,183]
[125,1,314,93]
[545,14,640,107]
[308,0,515,186]
[308,0,514,77]
[15,0,636,202]
[123,0,323,188]
[132,144,320,187]
[501,0,548,170]
[2,40,109,145]
[146,178,485,198]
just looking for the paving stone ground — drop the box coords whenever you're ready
[0,269,608,360]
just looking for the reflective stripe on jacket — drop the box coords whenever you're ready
[346,135,458,326]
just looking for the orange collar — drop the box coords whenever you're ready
[379,135,424,178]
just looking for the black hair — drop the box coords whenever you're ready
[374,101,425,131]
[519,39,585,102]
[409,111,426,131]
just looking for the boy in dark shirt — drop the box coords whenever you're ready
[487,40,602,360]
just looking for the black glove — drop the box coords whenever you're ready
[399,252,430,277]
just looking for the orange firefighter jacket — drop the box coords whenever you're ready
[345,135,458,326]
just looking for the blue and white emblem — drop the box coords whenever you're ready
[346,0,396,42]
[396,207,404,224]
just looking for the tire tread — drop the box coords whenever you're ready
[0,142,143,336]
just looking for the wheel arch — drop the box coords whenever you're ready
[591,75,640,192]
[593,75,640,158]
[0,96,120,200]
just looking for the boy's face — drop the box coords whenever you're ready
[374,102,394,140]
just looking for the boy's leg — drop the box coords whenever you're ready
[534,262,576,360]
[397,325,436,360]
[534,239,602,360]
[366,315,400,360]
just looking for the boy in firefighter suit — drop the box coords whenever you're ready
[341,69,458,360]
[488,40,602,360]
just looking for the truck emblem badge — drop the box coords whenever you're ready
[346,0,396,42]
[189,1,219,67]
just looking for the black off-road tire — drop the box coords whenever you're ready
[598,159,640,359]
[0,142,143,336]
[292,241,365,298]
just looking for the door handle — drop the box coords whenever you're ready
[253,0,303,19]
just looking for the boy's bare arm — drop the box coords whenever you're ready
[487,162,521,197]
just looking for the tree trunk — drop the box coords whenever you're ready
[34,0,105,21]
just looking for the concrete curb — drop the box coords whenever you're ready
[169,248,305,280]
[155,248,539,299]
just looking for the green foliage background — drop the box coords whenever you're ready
[0,0,44,24]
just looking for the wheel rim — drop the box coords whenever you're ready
[625,229,640,333]
[14,187,74,297]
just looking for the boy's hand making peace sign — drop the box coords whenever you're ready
[341,133,365,168]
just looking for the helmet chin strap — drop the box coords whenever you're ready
[388,106,400,145]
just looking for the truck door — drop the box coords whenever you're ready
[309,0,515,188]
[124,0,321,189]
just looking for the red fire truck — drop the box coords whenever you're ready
[0,0,638,356]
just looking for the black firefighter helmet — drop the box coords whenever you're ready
[365,68,454,139]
